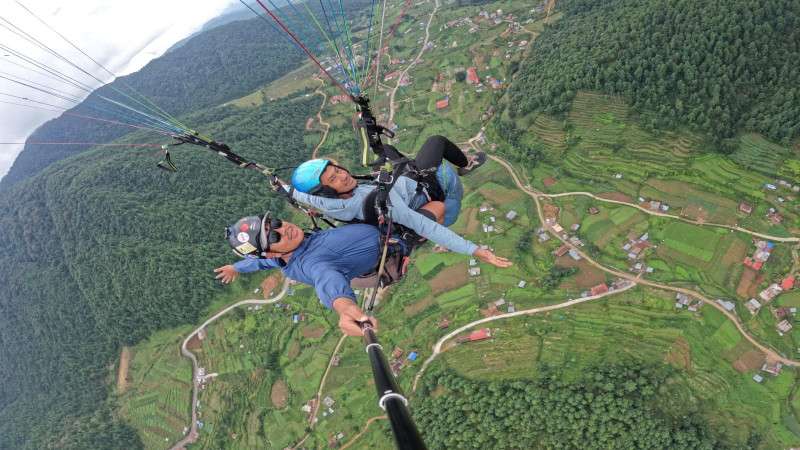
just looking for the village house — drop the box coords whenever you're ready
[767,210,783,224]
[759,283,783,302]
[590,283,609,296]
[439,317,450,329]
[675,293,691,309]
[466,67,479,84]
[554,244,570,257]
[508,303,516,313]
[568,248,582,261]
[782,275,795,291]
[494,298,506,307]
[762,361,783,376]
[739,201,753,215]
[551,223,564,233]
[777,320,793,333]
[745,298,762,315]
[753,374,764,383]
[322,396,335,408]
[717,299,736,311]
[772,307,791,320]
[518,280,527,288]
[506,210,518,220]
[570,223,581,232]
[383,70,401,82]
[435,97,449,110]
[469,267,481,277]
[588,206,600,215]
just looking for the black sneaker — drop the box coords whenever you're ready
[458,151,486,176]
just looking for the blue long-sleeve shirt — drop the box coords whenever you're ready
[232,224,380,309]
[288,164,477,255]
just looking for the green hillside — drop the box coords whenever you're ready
[0,93,319,449]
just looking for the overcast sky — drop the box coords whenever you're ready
[0,0,240,180]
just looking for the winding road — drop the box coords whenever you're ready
[541,191,799,243]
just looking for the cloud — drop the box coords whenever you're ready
[0,0,238,181]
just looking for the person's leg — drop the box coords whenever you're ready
[381,144,405,162]
[414,135,469,170]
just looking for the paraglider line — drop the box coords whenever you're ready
[254,0,351,96]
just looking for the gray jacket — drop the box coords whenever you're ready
[287,175,477,255]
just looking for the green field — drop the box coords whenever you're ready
[662,222,722,262]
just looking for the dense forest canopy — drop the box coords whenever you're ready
[416,364,723,449]
[0,94,320,449]
[510,0,800,149]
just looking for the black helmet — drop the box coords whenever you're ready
[225,212,285,258]
[226,215,264,258]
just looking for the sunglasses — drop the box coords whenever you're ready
[263,217,283,251]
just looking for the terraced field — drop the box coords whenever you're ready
[118,330,192,450]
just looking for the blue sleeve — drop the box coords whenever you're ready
[232,258,281,273]
[388,178,478,255]
[311,267,357,309]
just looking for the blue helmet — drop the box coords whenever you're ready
[291,159,330,194]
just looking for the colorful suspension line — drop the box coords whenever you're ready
[253,0,352,97]
[0,141,164,147]
[14,1,191,133]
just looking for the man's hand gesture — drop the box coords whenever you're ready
[214,265,239,284]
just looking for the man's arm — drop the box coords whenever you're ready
[214,258,281,284]
[388,182,478,255]
[312,267,378,335]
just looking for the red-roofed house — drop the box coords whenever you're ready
[384,71,401,82]
[590,283,609,296]
[436,97,449,110]
[782,276,795,291]
[466,67,479,84]
[468,328,491,341]
[743,257,764,271]
[553,244,570,257]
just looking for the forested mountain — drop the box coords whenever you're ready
[510,0,800,150]
[0,94,319,449]
[0,14,304,190]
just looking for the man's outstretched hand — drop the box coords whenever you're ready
[332,298,377,336]
[473,248,513,268]
[214,265,239,284]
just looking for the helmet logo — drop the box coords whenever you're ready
[240,223,250,232]
[237,232,250,243]
[235,242,257,255]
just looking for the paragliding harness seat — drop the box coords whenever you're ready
[349,155,445,290]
